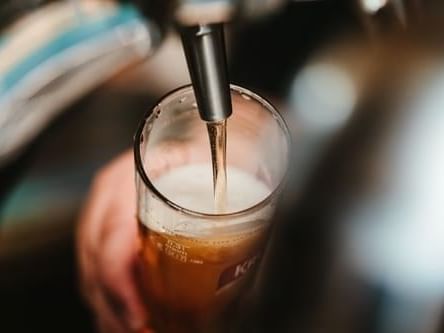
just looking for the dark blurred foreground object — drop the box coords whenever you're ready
[234,7,444,333]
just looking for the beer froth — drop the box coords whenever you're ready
[153,164,270,215]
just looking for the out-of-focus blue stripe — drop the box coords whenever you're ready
[0,4,143,98]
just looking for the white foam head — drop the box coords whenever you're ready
[154,164,270,214]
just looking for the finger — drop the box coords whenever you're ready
[78,151,135,252]
[91,288,128,333]
[77,173,117,295]
[98,215,147,331]
[77,152,136,296]
[78,170,116,247]
[77,182,116,301]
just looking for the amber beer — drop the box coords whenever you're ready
[136,162,273,332]
[139,222,267,332]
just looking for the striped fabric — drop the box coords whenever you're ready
[0,0,159,165]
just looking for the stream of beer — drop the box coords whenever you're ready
[207,121,227,213]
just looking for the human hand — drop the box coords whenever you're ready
[76,141,204,333]
[76,151,151,333]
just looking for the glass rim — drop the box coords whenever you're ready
[134,84,291,219]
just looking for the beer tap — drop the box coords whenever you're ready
[174,0,281,124]
[126,0,322,123]
[178,22,232,123]
[174,0,323,123]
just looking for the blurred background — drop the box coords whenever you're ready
[2,0,444,332]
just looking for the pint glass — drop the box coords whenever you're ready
[134,85,289,332]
